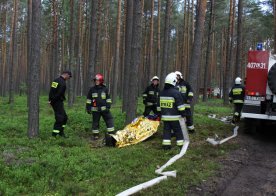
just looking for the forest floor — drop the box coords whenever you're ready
[187,124,276,195]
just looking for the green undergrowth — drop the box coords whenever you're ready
[0,96,237,195]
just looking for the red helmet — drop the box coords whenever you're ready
[94,73,104,84]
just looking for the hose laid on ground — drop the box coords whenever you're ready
[116,118,190,196]
[206,114,239,146]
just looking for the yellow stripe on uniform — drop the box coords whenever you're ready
[51,82,58,88]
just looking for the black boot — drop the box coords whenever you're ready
[59,131,68,138]
[162,145,171,150]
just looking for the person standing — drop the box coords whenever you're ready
[86,74,115,140]
[142,76,160,117]
[229,77,245,124]
[175,71,195,133]
[49,71,72,137]
[157,72,186,150]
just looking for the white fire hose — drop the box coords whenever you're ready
[206,114,239,146]
[116,118,190,196]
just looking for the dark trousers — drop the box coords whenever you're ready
[92,110,114,134]
[163,121,184,146]
[185,108,194,130]
[233,103,243,122]
[143,105,158,117]
[52,101,68,135]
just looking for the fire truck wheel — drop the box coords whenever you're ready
[268,63,276,94]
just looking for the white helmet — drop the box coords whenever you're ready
[175,71,183,79]
[235,77,242,85]
[165,72,177,86]
[151,76,159,81]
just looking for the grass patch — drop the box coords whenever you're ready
[0,96,236,195]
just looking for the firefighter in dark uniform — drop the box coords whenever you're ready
[175,71,195,133]
[229,77,245,124]
[86,74,115,140]
[49,71,72,137]
[142,76,160,117]
[157,72,186,150]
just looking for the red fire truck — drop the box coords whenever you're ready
[241,49,276,131]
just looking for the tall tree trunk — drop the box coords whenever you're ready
[203,0,214,102]
[88,0,98,89]
[111,0,122,104]
[235,0,243,78]
[122,0,133,112]
[188,0,207,103]
[9,0,18,104]
[223,0,235,104]
[156,0,161,78]
[27,0,32,107]
[68,0,75,107]
[161,0,172,87]
[51,0,58,80]
[28,0,41,138]
[126,0,142,123]
[1,5,7,96]
[148,0,154,80]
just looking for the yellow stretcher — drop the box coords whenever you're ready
[110,117,160,148]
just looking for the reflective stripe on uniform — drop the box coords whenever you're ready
[162,139,171,145]
[53,129,60,133]
[176,140,184,146]
[177,104,185,111]
[160,96,175,108]
[161,115,181,121]
[101,93,106,99]
[180,86,187,93]
[234,112,239,116]
[233,100,243,103]
[143,94,147,97]
[106,99,112,103]
[147,102,153,106]
[92,130,99,134]
[101,106,106,111]
[92,93,98,98]
[107,127,115,132]
[188,92,194,97]
[184,103,190,108]
[62,125,66,128]
[233,88,243,95]
[51,82,58,88]
[86,99,92,104]
[187,125,194,130]
[148,91,154,95]
[157,107,161,111]
[92,107,98,111]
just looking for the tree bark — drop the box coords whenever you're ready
[126,0,142,123]
[9,0,18,104]
[235,0,243,78]
[156,0,161,78]
[203,0,214,102]
[188,0,207,103]
[122,0,133,112]
[88,0,98,89]
[161,0,172,87]
[28,0,41,138]
[111,0,122,104]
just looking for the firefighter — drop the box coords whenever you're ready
[142,76,160,117]
[175,71,195,133]
[86,73,115,140]
[229,77,245,124]
[49,70,72,137]
[157,72,186,150]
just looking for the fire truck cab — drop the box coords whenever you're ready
[241,48,276,130]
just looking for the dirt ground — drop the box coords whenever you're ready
[188,124,276,196]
